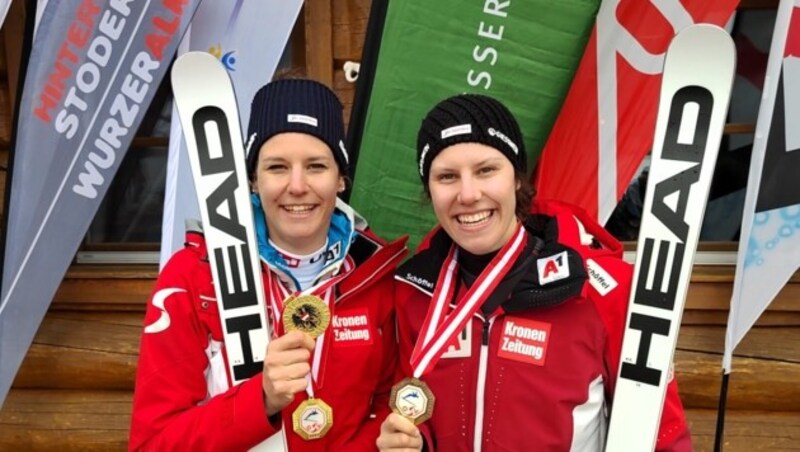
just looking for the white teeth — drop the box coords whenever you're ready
[284,205,314,213]
[458,211,491,224]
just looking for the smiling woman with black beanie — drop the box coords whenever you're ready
[377,93,692,452]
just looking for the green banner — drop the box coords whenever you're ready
[349,0,600,249]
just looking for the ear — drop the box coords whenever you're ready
[337,176,346,193]
[516,179,522,190]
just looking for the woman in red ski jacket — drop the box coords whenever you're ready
[130,79,407,451]
[377,93,691,451]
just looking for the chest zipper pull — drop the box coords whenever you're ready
[482,318,491,346]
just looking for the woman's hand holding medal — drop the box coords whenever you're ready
[261,294,335,439]
[376,413,423,452]
[262,330,315,416]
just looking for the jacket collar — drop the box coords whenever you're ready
[251,194,407,292]
[396,201,615,312]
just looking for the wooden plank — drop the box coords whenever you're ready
[52,311,145,327]
[678,325,800,363]
[2,0,26,131]
[334,68,356,127]
[682,310,800,327]
[51,265,156,310]
[690,265,800,284]
[0,149,7,219]
[675,349,800,411]
[686,409,800,451]
[0,79,9,146]
[332,0,371,61]
[305,0,334,86]
[0,389,130,451]
[685,281,800,312]
[13,316,139,389]
[723,123,755,135]
[64,265,159,279]
[53,279,153,311]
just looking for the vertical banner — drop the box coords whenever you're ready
[723,0,800,372]
[348,0,601,250]
[0,0,201,407]
[159,0,303,267]
[533,0,739,223]
[0,1,10,30]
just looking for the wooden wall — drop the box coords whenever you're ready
[0,1,798,450]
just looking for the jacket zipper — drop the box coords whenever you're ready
[474,316,494,452]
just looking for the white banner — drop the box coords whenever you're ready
[0,0,201,408]
[723,0,800,372]
[160,0,303,267]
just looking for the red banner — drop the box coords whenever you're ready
[533,0,739,222]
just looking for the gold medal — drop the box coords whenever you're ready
[292,398,333,440]
[282,295,330,339]
[389,377,435,425]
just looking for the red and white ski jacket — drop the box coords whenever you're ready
[130,226,407,451]
[393,199,691,451]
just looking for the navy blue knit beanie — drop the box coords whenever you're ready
[245,79,348,178]
[417,94,526,186]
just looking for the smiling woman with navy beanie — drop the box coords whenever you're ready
[131,78,408,451]
[377,93,692,452]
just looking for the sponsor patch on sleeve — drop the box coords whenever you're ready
[332,307,373,346]
[537,251,570,285]
[498,316,551,366]
[586,259,618,296]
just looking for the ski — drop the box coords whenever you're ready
[606,25,735,451]
[171,52,285,452]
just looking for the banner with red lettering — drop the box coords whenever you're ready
[723,0,800,372]
[0,0,201,407]
[533,0,739,223]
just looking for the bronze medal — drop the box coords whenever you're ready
[282,295,330,339]
[292,398,333,440]
[389,377,435,425]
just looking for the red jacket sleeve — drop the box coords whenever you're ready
[655,372,692,451]
[129,252,279,451]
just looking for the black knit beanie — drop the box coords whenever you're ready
[417,93,526,185]
[245,79,348,178]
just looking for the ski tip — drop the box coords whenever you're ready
[171,51,226,87]
[670,23,736,62]
[665,23,736,87]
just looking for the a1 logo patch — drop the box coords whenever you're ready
[441,321,471,359]
[498,316,551,366]
[332,308,373,346]
[537,251,570,285]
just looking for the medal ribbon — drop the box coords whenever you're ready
[265,256,355,397]
[410,224,526,378]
